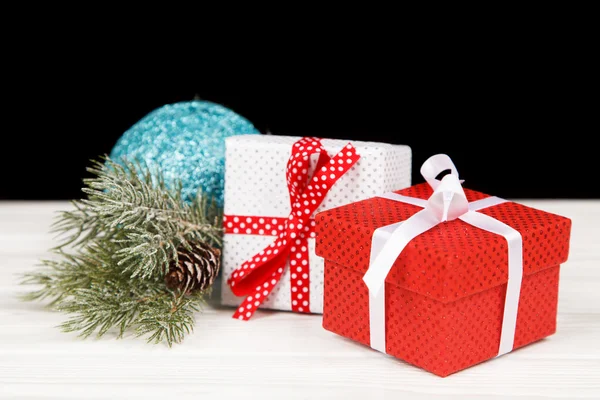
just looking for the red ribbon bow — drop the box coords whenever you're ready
[226,137,360,320]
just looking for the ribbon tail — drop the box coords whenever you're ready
[459,211,523,356]
[228,235,291,321]
[289,236,311,314]
[231,253,288,321]
[364,208,441,353]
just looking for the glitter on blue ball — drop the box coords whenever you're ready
[109,101,260,205]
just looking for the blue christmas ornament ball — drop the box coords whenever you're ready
[109,101,260,205]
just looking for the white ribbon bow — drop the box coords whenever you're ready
[362,154,523,357]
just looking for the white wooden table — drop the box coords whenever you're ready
[1,201,599,400]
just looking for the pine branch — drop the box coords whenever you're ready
[136,291,205,346]
[21,156,223,346]
[23,241,205,346]
[51,157,222,279]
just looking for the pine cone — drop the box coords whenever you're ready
[165,242,221,294]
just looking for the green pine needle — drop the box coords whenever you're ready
[20,157,223,346]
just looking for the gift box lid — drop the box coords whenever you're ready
[315,183,572,303]
[224,134,412,218]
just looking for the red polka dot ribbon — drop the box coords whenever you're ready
[225,137,361,320]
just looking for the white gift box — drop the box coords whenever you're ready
[220,134,411,314]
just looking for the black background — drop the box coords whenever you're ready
[1,66,595,200]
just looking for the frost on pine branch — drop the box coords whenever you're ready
[21,157,223,346]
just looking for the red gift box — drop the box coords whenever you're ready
[315,155,572,377]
